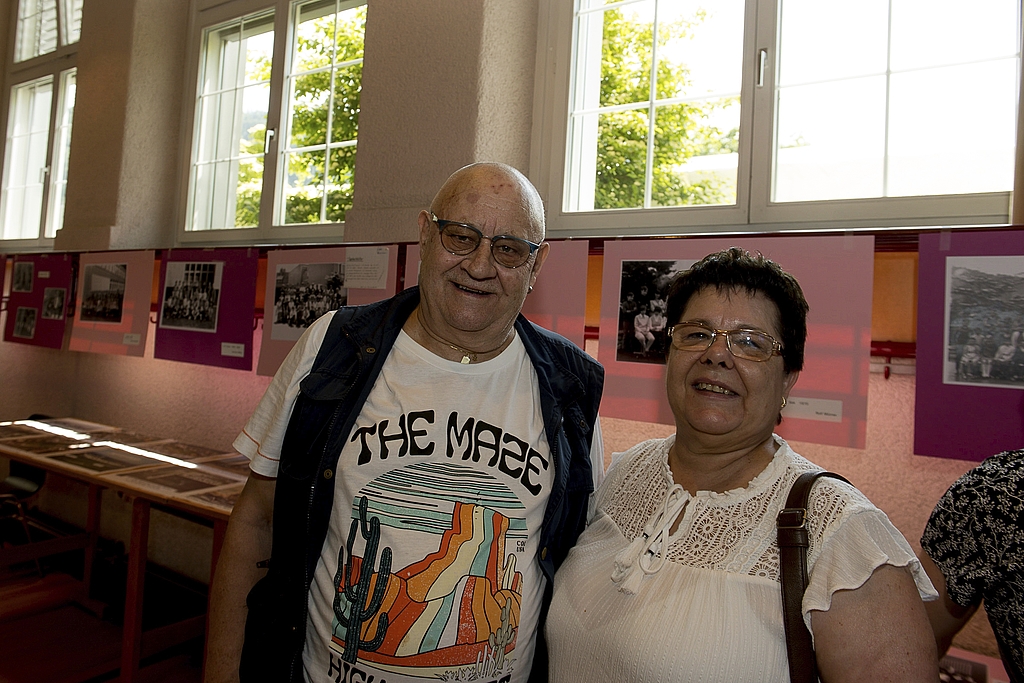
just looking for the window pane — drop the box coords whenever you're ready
[777,0,888,86]
[890,0,1018,72]
[59,0,83,45]
[45,68,75,238]
[651,99,738,207]
[188,11,273,231]
[773,0,1018,203]
[326,146,356,222]
[15,0,58,62]
[568,0,744,212]
[887,60,1017,196]
[598,3,653,107]
[1,77,53,240]
[330,63,361,144]
[281,0,366,226]
[595,109,649,210]
[283,149,325,224]
[773,77,887,202]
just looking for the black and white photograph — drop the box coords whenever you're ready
[616,259,693,364]
[139,440,232,461]
[4,433,87,455]
[0,423,42,440]
[111,464,242,496]
[185,483,243,512]
[12,261,33,292]
[81,263,127,323]
[159,261,223,332]
[199,453,252,477]
[270,262,347,341]
[944,255,1024,389]
[42,287,67,320]
[48,447,158,473]
[13,307,38,339]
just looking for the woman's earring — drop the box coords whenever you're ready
[528,285,534,294]
[780,396,787,410]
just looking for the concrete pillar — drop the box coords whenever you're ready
[342,0,539,243]
[55,0,187,251]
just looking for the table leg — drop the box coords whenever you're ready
[202,518,228,681]
[120,497,150,683]
[82,484,102,590]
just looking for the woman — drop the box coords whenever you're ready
[547,248,937,682]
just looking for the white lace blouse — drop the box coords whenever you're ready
[546,435,935,683]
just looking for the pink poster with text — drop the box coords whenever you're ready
[256,245,399,376]
[69,250,155,357]
[599,236,874,449]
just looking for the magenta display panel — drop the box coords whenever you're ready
[69,251,155,357]
[154,248,259,371]
[915,229,1024,461]
[600,236,874,449]
[256,245,399,376]
[3,253,74,349]
[520,240,589,349]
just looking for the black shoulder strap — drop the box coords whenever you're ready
[777,471,852,683]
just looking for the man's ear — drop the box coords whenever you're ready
[417,210,433,248]
[528,242,550,290]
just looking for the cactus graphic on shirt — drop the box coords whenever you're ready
[333,495,392,663]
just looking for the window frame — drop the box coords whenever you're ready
[531,0,1018,239]
[176,0,367,247]
[0,0,79,249]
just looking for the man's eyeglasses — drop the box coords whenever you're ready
[667,322,783,362]
[431,212,541,269]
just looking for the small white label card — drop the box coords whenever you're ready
[344,246,389,289]
[38,270,50,279]
[782,397,843,423]
[122,333,142,346]
[221,342,246,358]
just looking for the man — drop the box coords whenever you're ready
[206,163,605,683]
[919,449,1024,682]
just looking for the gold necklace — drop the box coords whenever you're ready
[417,313,511,364]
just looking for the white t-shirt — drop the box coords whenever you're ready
[236,312,597,683]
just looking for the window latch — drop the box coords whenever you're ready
[757,48,768,88]
[264,128,276,155]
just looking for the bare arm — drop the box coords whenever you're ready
[204,473,276,683]
[917,550,979,656]
[811,564,938,683]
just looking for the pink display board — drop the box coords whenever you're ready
[154,248,259,371]
[405,243,421,287]
[257,245,399,376]
[69,251,155,357]
[520,240,589,349]
[600,236,875,449]
[915,229,1024,461]
[402,240,588,348]
[3,252,74,349]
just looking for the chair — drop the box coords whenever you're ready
[1,415,51,575]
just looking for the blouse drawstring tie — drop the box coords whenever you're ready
[611,482,688,594]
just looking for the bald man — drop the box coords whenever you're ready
[206,163,605,683]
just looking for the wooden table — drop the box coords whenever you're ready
[0,418,245,682]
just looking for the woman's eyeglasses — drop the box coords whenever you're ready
[668,322,783,362]
[431,213,541,269]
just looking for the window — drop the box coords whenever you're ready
[0,0,80,243]
[184,0,366,241]
[537,0,1021,235]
